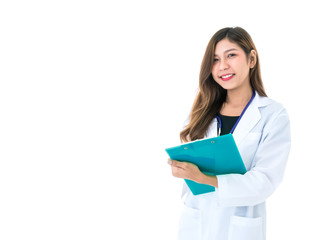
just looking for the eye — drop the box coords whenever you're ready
[227,53,236,58]
[213,58,219,62]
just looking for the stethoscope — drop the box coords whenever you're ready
[216,91,256,136]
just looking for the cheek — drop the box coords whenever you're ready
[211,65,219,80]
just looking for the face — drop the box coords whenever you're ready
[211,38,255,92]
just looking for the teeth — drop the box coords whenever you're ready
[221,74,233,79]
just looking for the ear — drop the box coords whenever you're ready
[249,50,257,68]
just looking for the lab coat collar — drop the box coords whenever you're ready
[232,91,272,146]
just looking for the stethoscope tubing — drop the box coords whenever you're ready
[216,91,256,136]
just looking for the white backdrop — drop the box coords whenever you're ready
[1,0,319,239]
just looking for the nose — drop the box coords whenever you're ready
[219,58,229,71]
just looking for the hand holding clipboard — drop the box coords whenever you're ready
[165,134,247,195]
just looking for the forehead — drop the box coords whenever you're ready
[214,38,242,55]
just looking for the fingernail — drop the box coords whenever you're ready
[167,159,172,165]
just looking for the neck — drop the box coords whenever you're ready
[226,87,253,107]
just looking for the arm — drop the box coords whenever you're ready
[168,107,290,207]
[216,109,291,207]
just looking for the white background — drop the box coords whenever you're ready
[0,0,319,239]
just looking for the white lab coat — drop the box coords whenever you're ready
[178,92,291,240]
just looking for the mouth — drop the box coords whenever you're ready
[220,74,235,81]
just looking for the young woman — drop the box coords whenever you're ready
[168,27,291,240]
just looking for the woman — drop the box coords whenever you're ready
[168,27,291,240]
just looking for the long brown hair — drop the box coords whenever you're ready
[180,27,267,142]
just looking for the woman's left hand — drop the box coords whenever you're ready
[168,159,203,183]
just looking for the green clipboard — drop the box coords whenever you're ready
[165,134,247,195]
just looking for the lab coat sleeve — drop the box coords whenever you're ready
[216,108,291,207]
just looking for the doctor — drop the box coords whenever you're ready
[168,27,291,240]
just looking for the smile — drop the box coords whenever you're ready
[220,74,235,81]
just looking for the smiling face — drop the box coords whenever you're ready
[211,38,255,93]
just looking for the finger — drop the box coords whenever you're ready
[168,159,180,167]
[169,159,188,169]
[171,164,186,178]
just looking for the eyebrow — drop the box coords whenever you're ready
[214,48,239,56]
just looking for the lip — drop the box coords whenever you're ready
[220,73,235,81]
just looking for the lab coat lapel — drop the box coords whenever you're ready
[232,92,261,146]
[206,118,219,138]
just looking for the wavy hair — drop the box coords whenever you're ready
[180,27,267,142]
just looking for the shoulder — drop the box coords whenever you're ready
[255,94,290,136]
[256,93,288,118]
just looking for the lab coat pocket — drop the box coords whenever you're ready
[178,205,201,240]
[228,216,263,240]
